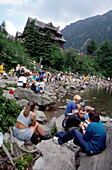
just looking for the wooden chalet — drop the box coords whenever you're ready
[16,17,66,50]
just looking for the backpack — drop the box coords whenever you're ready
[21,67,25,73]
[31,83,36,91]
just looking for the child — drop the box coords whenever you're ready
[84,106,94,120]
[75,104,81,113]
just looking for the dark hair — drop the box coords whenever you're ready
[88,110,100,122]
[23,101,35,117]
[79,107,85,112]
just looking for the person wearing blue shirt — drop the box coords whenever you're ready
[53,110,106,155]
[84,106,94,120]
[65,95,81,116]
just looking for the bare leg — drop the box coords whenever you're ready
[29,122,45,136]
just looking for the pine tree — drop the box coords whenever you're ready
[86,39,97,55]
[24,20,39,58]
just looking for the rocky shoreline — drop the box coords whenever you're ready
[1,76,112,169]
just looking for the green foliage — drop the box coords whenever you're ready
[51,124,57,137]
[95,39,112,77]
[0,21,8,35]
[0,28,31,71]
[86,39,97,55]
[0,96,23,133]
[16,153,33,170]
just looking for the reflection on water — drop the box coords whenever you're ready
[81,86,112,118]
[44,86,112,122]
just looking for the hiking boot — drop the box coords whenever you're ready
[41,134,52,140]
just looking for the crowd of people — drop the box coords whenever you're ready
[0,63,107,155]
[53,95,106,155]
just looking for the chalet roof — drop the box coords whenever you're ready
[28,17,63,35]
[16,31,23,37]
[18,17,66,42]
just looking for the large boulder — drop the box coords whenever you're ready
[33,139,76,170]
[14,87,55,107]
[78,126,112,170]
[2,90,15,100]
[35,110,47,123]
[56,114,65,132]
[16,99,28,107]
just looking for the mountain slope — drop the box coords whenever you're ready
[61,10,112,52]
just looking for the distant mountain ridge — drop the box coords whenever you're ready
[61,10,112,52]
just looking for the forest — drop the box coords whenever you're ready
[0,20,112,77]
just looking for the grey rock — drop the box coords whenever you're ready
[6,81,17,85]
[80,102,86,107]
[66,99,71,103]
[80,85,86,90]
[40,124,51,134]
[3,90,15,100]
[50,96,57,101]
[79,127,112,170]
[16,100,28,107]
[70,85,77,89]
[56,114,65,132]
[0,83,6,88]
[46,117,57,128]
[35,110,47,123]
[58,86,64,93]
[100,116,111,123]
[7,87,16,91]
[14,87,55,107]
[33,139,75,170]
[58,105,66,109]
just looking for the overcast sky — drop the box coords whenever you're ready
[0,0,112,36]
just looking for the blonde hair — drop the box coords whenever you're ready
[23,101,35,117]
[17,64,20,67]
[85,106,94,113]
[76,104,81,110]
[73,95,81,101]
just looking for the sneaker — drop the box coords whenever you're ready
[67,140,77,148]
[53,136,59,144]
[41,134,52,140]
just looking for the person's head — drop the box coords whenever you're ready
[76,104,81,111]
[36,78,40,82]
[17,64,20,67]
[73,95,81,103]
[33,71,36,77]
[78,108,85,118]
[85,106,94,114]
[88,110,100,122]
[23,101,36,117]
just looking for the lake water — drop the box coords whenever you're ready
[44,86,112,122]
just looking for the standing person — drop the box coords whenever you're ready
[53,110,106,155]
[20,64,26,76]
[15,64,20,80]
[0,63,4,78]
[65,95,81,116]
[13,101,51,142]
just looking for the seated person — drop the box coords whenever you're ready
[84,106,94,120]
[65,95,81,116]
[29,71,38,86]
[62,108,85,132]
[35,78,42,93]
[17,73,27,88]
[75,104,81,113]
[13,101,51,142]
[53,110,106,155]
